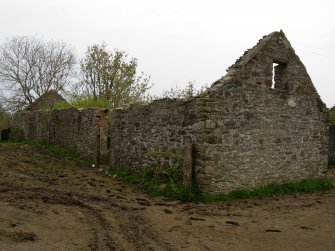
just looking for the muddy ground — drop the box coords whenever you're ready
[0,143,335,251]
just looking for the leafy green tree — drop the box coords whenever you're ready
[76,43,151,108]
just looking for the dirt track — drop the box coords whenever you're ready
[0,143,335,251]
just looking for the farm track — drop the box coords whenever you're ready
[0,143,335,251]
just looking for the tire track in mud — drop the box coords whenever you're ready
[0,184,176,250]
[118,214,177,251]
[0,185,116,251]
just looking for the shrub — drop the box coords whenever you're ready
[330,109,335,124]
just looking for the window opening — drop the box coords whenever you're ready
[271,63,278,89]
[272,62,287,90]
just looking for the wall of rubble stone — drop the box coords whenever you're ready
[10,31,330,194]
[11,108,110,163]
[109,31,329,194]
[329,125,335,163]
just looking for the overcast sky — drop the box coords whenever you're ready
[0,0,334,107]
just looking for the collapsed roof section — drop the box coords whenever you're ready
[210,30,326,110]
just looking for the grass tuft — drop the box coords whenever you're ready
[107,168,199,202]
[0,229,37,242]
[1,140,92,166]
[107,167,333,202]
[202,179,334,202]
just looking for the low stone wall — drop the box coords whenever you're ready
[329,125,335,162]
[11,108,110,163]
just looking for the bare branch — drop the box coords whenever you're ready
[0,36,76,111]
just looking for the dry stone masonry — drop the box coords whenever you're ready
[329,125,335,163]
[11,108,110,164]
[11,31,330,194]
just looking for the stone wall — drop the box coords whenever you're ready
[109,31,329,194]
[329,125,335,162]
[10,31,330,194]
[11,108,110,163]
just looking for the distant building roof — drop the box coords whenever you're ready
[26,90,67,111]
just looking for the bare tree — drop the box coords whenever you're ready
[0,36,76,111]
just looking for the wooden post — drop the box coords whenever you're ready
[183,136,193,188]
[95,130,101,166]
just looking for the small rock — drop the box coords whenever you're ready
[139,201,151,206]
[265,229,281,232]
[225,220,240,226]
[300,226,314,231]
[9,223,18,228]
[189,217,206,221]
[164,209,173,214]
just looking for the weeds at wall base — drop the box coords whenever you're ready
[105,167,200,202]
[201,179,334,202]
[1,141,333,203]
[0,140,91,166]
[106,167,334,202]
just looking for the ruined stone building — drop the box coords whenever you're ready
[26,90,67,111]
[11,31,330,194]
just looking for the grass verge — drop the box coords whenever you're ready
[107,167,334,202]
[202,178,334,202]
[0,229,37,242]
[0,140,91,166]
[106,167,200,202]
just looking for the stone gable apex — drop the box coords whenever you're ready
[210,30,326,110]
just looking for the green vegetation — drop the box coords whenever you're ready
[54,96,113,110]
[106,167,199,202]
[2,140,333,202]
[330,109,335,124]
[1,140,91,166]
[54,81,208,110]
[202,179,334,202]
[0,229,37,241]
[71,43,151,110]
[107,166,333,202]
[158,81,207,100]
[146,151,183,181]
